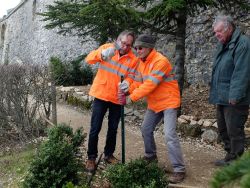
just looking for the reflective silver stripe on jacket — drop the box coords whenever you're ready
[97,59,137,77]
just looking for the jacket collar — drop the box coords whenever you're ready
[217,28,241,51]
[225,28,241,49]
[144,49,157,63]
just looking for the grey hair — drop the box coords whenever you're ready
[117,30,135,43]
[213,13,235,30]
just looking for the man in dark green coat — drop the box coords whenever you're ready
[209,13,250,166]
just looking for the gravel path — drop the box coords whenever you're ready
[57,103,225,188]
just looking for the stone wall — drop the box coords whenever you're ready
[0,1,249,84]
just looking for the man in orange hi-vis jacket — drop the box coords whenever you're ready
[118,34,186,184]
[85,30,138,172]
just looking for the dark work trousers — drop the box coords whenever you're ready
[87,98,121,159]
[216,105,249,158]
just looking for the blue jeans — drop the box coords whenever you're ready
[217,105,249,157]
[87,98,121,159]
[141,108,185,172]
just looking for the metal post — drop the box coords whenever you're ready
[120,76,125,163]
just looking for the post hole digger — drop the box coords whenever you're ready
[120,75,126,164]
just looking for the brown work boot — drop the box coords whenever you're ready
[104,155,120,164]
[143,155,158,163]
[86,159,96,173]
[169,172,186,184]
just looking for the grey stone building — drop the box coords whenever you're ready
[0,0,249,85]
[0,0,97,66]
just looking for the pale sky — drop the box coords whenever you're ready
[0,0,21,18]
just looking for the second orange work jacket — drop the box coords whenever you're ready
[129,49,181,112]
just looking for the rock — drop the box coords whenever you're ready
[190,120,198,125]
[212,122,218,128]
[179,115,192,121]
[81,95,89,101]
[133,110,141,117]
[76,91,84,95]
[197,119,204,126]
[177,123,202,138]
[60,86,74,92]
[201,129,218,143]
[178,118,188,124]
[124,108,133,116]
[203,120,213,127]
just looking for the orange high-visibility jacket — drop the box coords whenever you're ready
[85,43,138,104]
[129,49,180,112]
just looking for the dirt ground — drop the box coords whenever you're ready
[57,101,225,188]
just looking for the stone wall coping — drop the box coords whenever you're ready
[0,0,28,22]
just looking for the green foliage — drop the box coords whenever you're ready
[40,0,141,44]
[22,124,86,188]
[50,56,93,86]
[50,56,72,86]
[40,0,249,41]
[62,181,88,188]
[104,158,168,188]
[67,95,92,110]
[81,64,94,85]
[211,151,250,188]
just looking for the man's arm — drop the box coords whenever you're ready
[229,39,250,104]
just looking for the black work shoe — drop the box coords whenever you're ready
[169,172,186,184]
[214,153,236,167]
[214,159,231,166]
[143,155,158,163]
[104,155,120,164]
[86,159,96,173]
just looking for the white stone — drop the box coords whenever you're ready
[178,118,188,124]
[60,87,74,92]
[76,91,84,95]
[179,115,191,121]
[81,95,89,100]
[197,119,204,126]
[190,120,198,125]
[203,120,213,127]
[211,122,218,128]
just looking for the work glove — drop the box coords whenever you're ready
[118,89,132,105]
[118,89,126,105]
[101,47,115,61]
[114,41,122,50]
[118,80,129,93]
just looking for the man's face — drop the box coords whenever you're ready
[135,46,151,60]
[213,21,233,44]
[117,35,133,55]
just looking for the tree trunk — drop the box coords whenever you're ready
[174,10,187,94]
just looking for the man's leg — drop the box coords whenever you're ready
[87,98,108,160]
[217,105,231,153]
[224,105,249,158]
[104,102,121,159]
[163,108,185,183]
[163,108,185,172]
[141,109,162,159]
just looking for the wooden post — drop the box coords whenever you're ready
[49,63,57,125]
